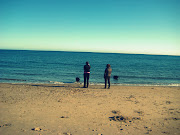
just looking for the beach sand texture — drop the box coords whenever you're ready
[0,83,180,135]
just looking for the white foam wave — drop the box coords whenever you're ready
[111,83,180,87]
[49,81,64,84]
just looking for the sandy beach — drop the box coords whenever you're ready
[0,83,179,135]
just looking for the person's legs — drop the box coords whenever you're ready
[105,77,107,88]
[84,74,86,87]
[108,76,110,88]
[87,73,90,88]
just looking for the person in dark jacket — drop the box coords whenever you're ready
[84,61,90,88]
[104,64,112,89]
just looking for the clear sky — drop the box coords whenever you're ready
[0,0,179,55]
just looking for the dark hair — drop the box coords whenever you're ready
[86,61,89,65]
[107,64,110,68]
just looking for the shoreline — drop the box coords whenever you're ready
[0,82,180,87]
[0,83,180,135]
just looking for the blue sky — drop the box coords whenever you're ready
[0,0,179,55]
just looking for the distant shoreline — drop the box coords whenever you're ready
[0,82,179,87]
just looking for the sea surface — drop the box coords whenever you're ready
[0,50,180,86]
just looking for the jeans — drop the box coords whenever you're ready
[105,76,110,88]
[84,73,90,88]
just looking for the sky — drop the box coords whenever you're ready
[0,0,179,55]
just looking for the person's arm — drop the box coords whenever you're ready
[104,68,107,78]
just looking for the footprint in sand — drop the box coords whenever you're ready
[134,110,144,116]
[166,101,172,104]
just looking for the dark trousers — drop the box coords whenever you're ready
[84,73,90,88]
[105,76,110,88]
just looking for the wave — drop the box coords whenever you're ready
[0,78,26,81]
[1,79,179,87]
[47,81,180,87]
[49,81,65,84]
[15,73,41,76]
[111,83,180,87]
[118,75,180,80]
[88,82,180,87]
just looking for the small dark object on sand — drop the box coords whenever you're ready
[113,76,118,80]
[109,116,126,122]
[76,77,80,82]
[31,127,42,131]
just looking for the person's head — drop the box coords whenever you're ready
[107,64,110,68]
[86,61,89,65]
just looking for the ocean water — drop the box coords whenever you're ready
[0,50,180,86]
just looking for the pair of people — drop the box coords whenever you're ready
[83,62,112,89]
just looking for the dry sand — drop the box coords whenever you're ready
[0,83,180,135]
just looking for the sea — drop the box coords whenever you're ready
[0,50,180,86]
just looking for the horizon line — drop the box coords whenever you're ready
[0,48,179,57]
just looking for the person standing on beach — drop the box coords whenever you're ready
[84,61,90,88]
[104,64,112,89]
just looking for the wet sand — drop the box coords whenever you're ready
[0,83,180,135]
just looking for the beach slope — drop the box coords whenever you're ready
[0,83,180,135]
